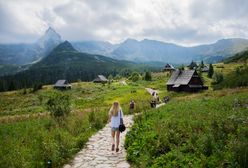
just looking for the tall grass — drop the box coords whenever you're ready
[0,107,108,167]
[125,92,248,167]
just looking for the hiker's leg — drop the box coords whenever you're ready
[111,130,116,151]
[111,130,115,145]
[116,130,120,149]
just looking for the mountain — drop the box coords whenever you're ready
[111,38,193,63]
[1,26,248,67]
[72,41,118,56]
[191,38,248,63]
[110,38,248,64]
[36,27,62,57]
[0,27,62,65]
[0,43,38,65]
[0,41,151,91]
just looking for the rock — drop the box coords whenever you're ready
[116,161,130,168]
[64,164,71,168]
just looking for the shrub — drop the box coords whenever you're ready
[212,71,223,84]
[129,72,140,82]
[46,92,71,121]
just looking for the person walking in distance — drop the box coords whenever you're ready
[108,101,124,152]
[129,99,135,113]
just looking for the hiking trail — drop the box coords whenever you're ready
[64,88,165,168]
[64,115,133,168]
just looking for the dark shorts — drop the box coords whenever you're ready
[111,127,119,131]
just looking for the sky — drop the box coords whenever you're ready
[0,0,248,46]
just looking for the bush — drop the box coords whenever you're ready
[46,92,71,121]
[212,71,223,84]
[129,72,140,82]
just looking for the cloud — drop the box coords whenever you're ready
[0,0,248,46]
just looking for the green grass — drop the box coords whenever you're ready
[0,108,109,167]
[125,90,248,168]
[0,66,247,167]
[0,76,160,167]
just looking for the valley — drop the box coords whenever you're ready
[0,59,247,167]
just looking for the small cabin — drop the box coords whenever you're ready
[93,75,108,84]
[188,61,198,70]
[166,70,208,92]
[54,80,71,90]
[163,63,175,72]
[201,65,209,72]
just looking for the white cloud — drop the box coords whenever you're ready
[0,0,248,46]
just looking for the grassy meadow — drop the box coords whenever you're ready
[0,62,247,167]
[0,72,170,167]
[125,88,248,168]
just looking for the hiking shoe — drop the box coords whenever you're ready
[111,144,115,151]
[116,148,119,152]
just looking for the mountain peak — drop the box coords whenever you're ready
[52,40,77,53]
[43,27,61,41]
[45,27,58,35]
[37,27,62,48]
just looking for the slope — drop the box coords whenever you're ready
[224,49,248,63]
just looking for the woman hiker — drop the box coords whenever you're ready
[129,99,135,113]
[108,101,124,152]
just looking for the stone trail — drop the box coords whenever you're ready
[64,115,133,168]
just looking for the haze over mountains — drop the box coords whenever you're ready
[0,40,150,91]
[0,27,62,65]
[1,27,248,68]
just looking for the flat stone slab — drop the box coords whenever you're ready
[64,115,133,168]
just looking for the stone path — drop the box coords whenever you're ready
[145,88,158,95]
[64,115,134,168]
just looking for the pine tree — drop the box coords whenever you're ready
[200,60,204,68]
[144,71,152,81]
[208,64,214,78]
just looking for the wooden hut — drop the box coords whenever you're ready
[163,63,175,72]
[93,75,108,83]
[188,61,198,70]
[166,70,208,92]
[54,80,71,90]
[201,65,209,72]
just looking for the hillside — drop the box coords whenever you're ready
[224,49,248,63]
[0,41,152,92]
[125,90,248,167]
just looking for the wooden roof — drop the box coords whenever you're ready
[166,70,196,85]
[164,63,175,70]
[54,80,70,87]
[93,75,108,82]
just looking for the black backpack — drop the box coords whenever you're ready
[119,110,126,132]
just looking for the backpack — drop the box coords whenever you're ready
[130,102,135,109]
